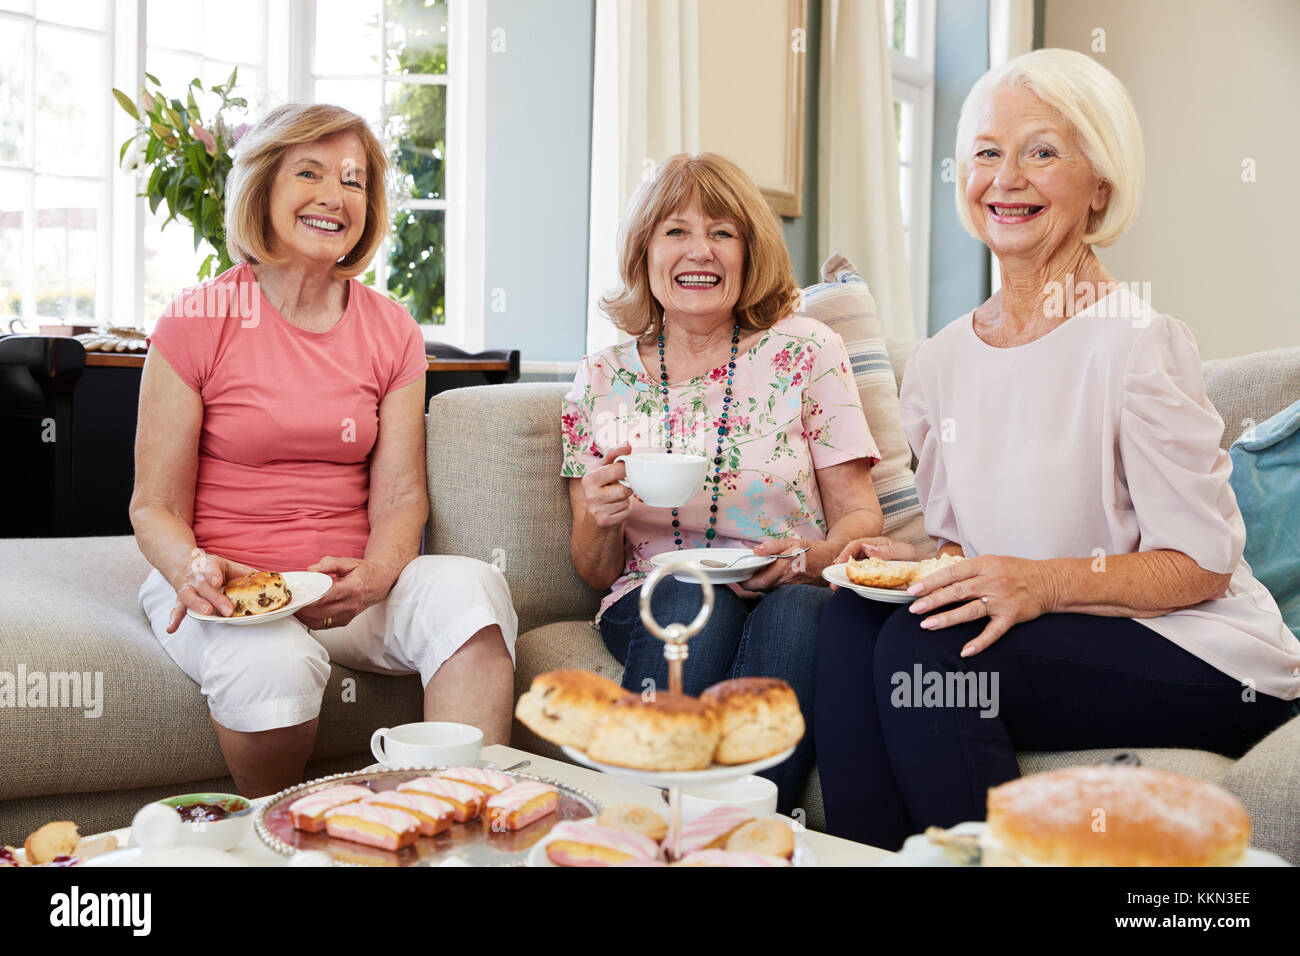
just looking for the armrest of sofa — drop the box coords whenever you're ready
[1221,713,1300,863]
[425,383,604,635]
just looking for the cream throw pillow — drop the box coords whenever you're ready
[799,252,933,554]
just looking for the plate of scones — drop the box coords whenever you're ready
[186,570,333,626]
[254,766,601,866]
[822,552,966,603]
[515,669,805,785]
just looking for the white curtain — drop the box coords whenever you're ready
[818,0,915,339]
[586,0,700,353]
[987,0,1035,295]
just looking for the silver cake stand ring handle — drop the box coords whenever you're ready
[638,563,714,695]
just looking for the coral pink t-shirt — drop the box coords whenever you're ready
[148,262,427,572]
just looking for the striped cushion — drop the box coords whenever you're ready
[799,252,931,552]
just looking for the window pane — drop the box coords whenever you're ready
[203,0,264,62]
[898,165,911,231]
[315,78,382,128]
[898,98,914,163]
[890,0,905,52]
[386,0,448,75]
[385,81,444,200]
[34,177,96,320]
[34,25,107,177]
[0,170,24,321]
[386,208,444,324]
[893,99,902,161]
[0,0,33,13]
[146,49,203,99]
[201,60,259,124]
[0,22,27,165]
[315,0,380,75]
[147,0,201,52]
[143,201,208,322]
[37,0,107,30]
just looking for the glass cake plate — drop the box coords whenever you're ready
[254,767,601,867]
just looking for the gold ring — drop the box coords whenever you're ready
[324,616,332,627]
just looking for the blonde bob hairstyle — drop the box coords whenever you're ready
[225,103,389,278]
[954,48,1144,248]
[601,153,798,340]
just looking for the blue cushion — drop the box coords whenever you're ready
[1229,398,1300,640]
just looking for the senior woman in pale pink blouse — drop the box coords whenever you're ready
[814,49,1300,849]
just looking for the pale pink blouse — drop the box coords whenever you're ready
[899,286,1300,700]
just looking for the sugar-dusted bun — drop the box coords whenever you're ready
[725,818,795,859]
[585,692,720,771]
[514,669,631,748]
[984,766,1251,867]
[224,571,292,616]
[700,677,804,764]
[845,557,914,589]
[24,821,80,865]
[598,803,669,843]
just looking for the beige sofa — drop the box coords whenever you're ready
[2,341,1298,860]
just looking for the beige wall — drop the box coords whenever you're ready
[1045,0,1300,359]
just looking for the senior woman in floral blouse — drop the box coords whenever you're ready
[814,49,1300,849]
[562,153,884,808]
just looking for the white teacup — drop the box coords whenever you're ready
[679,775,779,820]
[615,452,710,508]
[369,721,483,769]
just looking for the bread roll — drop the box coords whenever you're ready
[513,669,631,748]
[223,571,292,615]
[585,692,721,771]
[983,766,1251,866]
[701,677,804,764]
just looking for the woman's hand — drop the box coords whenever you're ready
[741,538,835,591]
[166,548,258,634]
[296,556,397,630]
[578,442,635,529]
[906,554,1057,657]
[825,537,923,591]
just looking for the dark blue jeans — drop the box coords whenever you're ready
[815,590,1295,851]
[600,578,830,814]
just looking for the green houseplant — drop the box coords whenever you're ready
[112,69,248,281]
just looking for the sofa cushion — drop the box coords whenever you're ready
[0,536,421,802]
[426,383,605,634]
[801,253,931,552]
[1202,346,1300,451]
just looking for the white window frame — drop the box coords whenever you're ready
[29,0,482,350]
[887,0,935,338]
[0,2,115,331]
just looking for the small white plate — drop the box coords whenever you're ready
[650,548,776,585]
[526,814,816,867]
[885,821,1293,867]
[561,745,796,786]
[822,562,915,603]
[186,571,334,626]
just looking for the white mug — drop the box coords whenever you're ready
[369,721,483,769]
[679,775,779,820]
[615,452,710,508]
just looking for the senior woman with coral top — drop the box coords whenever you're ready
[563,153,884,810]
[130,104,517,797]
[814,50,1300,849]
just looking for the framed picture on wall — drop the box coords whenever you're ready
[697,0,807,218]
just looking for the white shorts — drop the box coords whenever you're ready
[139,555,518,733]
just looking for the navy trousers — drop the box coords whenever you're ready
[814,590,1293,850]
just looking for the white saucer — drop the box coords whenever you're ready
[526,814,816,867]
[186,571,334,626]
[822,562,915,603]
[650,548,776,585]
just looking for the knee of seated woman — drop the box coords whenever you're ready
[200,619,331,703]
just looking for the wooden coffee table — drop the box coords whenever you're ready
[85,745,895,866]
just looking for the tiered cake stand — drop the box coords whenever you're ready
[561,563,796,859]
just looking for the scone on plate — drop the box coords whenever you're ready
[224,571,292,616]
[585,692,721,771]
[845,552,965,589]
[700,677,805,764]
[514,669,631,749]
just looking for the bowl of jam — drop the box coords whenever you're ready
[158,792,253,851]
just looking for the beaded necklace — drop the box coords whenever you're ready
[658,320,740,549]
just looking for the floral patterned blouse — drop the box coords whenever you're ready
[561,313,878,619]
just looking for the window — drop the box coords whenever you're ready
[1,0,483,348]
[886,0,935,336]
[0,0,113,331]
